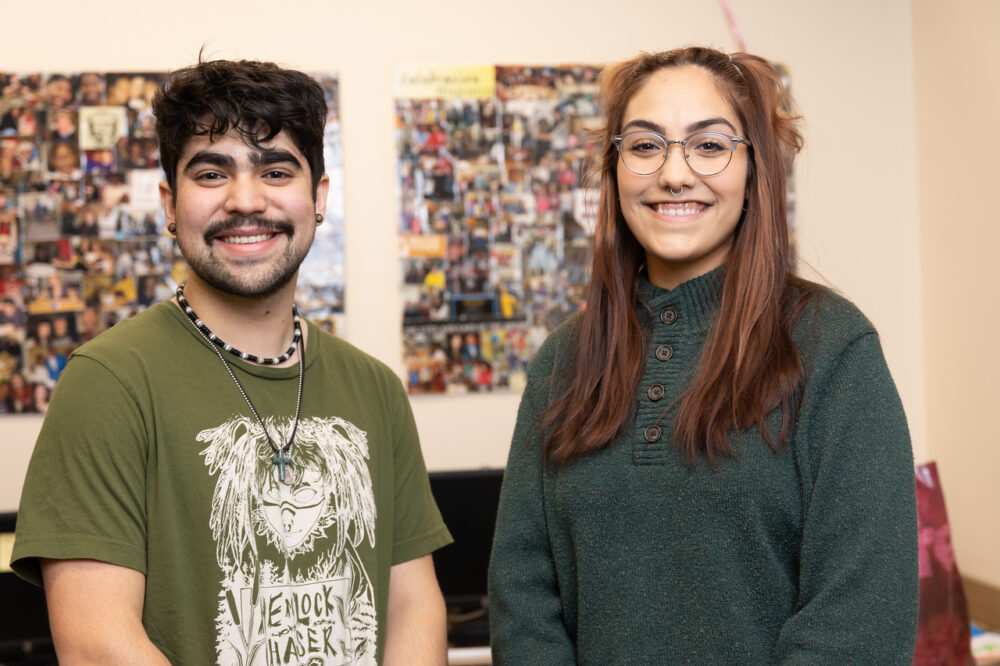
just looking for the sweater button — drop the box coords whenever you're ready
[655,344,673,362]
[647,384,665,401]
[644,424,662,442]
[660,307,677,325]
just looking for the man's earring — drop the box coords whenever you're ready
[167,222,177,235]
[315,213,324,225]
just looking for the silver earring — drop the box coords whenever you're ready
[669,186,684,196]
[315,213,324,224]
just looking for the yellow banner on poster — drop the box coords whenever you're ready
[395,66,496,100]
[400,234,447,258]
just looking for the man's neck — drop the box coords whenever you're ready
[174,275,304,367]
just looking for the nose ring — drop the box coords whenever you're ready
[669,186,684,196]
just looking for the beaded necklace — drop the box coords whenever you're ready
[176,285,301,365]
[177,285,304,485]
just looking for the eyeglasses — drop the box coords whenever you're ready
[611,130,751,176]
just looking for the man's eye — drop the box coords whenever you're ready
[195,171,224,181]
[264,170,291,179]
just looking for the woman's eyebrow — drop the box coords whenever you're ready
[620,117,739,135]
[621,119,664,134]
[686,117,738,134]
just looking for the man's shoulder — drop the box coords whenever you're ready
[73,301,181,363]
[307,322,402,388]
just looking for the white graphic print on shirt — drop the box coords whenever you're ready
[199,415,378,665]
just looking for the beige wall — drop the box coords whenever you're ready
[1,0,943,571]
[913,0,1000,588]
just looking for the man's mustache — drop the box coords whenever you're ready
[202,215,295,243]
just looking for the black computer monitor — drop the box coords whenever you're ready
[428,468,504,607]
[0,513,56,664]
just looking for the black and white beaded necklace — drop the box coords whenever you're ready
[176,285,302,365]
[176,285,303,485]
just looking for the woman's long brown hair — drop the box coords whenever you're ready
[543,47,816,466]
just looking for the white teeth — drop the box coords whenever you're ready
[221,233,273,244]
[655,203,702,216]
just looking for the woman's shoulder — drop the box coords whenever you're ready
[789,277,879,355]
[529,313,583,373]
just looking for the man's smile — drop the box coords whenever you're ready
[216,231,281,245]
[219,232,277,244]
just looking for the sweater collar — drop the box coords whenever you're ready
[637,265,726,332]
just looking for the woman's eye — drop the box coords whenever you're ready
[629,141,661,153]
[692,138,727,153]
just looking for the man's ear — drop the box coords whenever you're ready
[314,173,330,218]
[159,180,175,226]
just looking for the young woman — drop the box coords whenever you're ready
[488,47,918,664]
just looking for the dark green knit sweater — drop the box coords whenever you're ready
[488,268,918,665]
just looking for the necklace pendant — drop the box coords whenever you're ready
[272,450,294,485]
[178,283,306,489]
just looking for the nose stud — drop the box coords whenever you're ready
[669,186,684,196]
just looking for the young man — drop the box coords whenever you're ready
[12,59,452,665]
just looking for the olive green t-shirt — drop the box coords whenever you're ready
[12,301,452,665]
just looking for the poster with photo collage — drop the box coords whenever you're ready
[396,65,602,395]
[0,71,344,416]
[396,63,796,397]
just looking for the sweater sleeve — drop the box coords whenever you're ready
[488,345,576,665]
[772,331,919,664]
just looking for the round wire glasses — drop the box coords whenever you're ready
[611,130,751,176]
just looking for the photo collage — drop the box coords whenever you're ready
[396,64,603,395]
[0,71,344,415]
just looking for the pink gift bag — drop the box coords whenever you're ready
[913,461,974,666]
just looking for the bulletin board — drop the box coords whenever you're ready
[396,64,602,395]
[0,70,344,415]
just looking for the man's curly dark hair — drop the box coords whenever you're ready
[153,57,327,198]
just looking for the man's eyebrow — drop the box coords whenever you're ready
[181,149,304,173]
[183,151,236,172]
[620,117,739,135]
[251,149,304,170]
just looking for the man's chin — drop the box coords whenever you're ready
[188,264,300,300]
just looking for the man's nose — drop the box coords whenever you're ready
[223,174,267,217]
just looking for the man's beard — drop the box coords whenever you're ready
[181,215,309,299]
